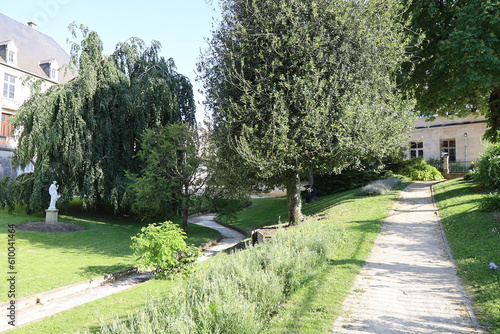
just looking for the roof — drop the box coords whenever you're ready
[0,13,74,83]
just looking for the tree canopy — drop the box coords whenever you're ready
[11,24,196,213]
[401,0,500,141]
[199,0,414,223]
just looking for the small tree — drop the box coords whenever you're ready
[127,123,208,232]
[131,221,199,278]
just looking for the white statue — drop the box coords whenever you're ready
[48,181,60,210]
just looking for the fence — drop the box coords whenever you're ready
[427,159,472,174]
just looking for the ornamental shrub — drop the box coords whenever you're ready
[472,143,500,190]
[479,192,500,212]
[396,158,443,181]
[359,177,402,196]
[130,221,199,278]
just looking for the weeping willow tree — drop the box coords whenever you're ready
[11,24,195,213]
[199,0,415,224]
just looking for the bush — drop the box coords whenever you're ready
[130,221,200,278]
[472,143,500,190]
[0,177,16,213]
[314,169,385,195]
[359,177,402,196]
[396,158,443,181]
[479,192,500,212]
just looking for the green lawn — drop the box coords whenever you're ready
[433,178,500,333]
[9,184,408,333]
[0,210,219,301]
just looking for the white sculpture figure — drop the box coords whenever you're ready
[48,181,60,210]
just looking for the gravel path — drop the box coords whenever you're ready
[332,181,484,334]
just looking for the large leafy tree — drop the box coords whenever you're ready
[199,0,414,224]
[11,25,195,213]
[401,0,500,141]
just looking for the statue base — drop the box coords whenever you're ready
[45,209,59,224]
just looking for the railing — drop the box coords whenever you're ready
[427,159,472,174]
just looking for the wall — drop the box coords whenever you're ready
[408,115,489,163]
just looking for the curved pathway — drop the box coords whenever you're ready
[332,182,484,334]
[189,213,246,262]
[0,214,243,332]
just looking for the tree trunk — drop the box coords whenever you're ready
[181,184,189,233]
[285,171,303,225]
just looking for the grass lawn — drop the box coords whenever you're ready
[0,209,219,302]
[433,178,500,333]
[9,183,408,333]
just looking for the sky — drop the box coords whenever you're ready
[1,0,221,122]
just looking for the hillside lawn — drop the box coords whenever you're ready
[0,207,219,302]
[433,178,500,333]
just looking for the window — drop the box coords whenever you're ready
[3,74,15,99]
[8,51,15,63]
[1,113,13,137]
[50,68,57,79]
[440,139,456,162]
[410,141,423,158]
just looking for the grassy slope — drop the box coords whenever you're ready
[433,179,500,333]
[10,184,408,334]
[0,211,219,301]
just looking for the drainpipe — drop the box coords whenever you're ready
[464,133,468,164]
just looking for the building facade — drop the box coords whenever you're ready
[407,114,489,172]
[0,13,73,178]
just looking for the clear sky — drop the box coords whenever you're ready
[1,0,221,122]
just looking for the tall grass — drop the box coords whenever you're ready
[95,222,345,333]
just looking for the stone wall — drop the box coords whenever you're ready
[0,150,17,178]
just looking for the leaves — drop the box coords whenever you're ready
[402,0,500,139]
[199,0,415,222]
[10,25,196,213]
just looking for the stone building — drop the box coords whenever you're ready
[0,13,73,177]
[407,114,489,172]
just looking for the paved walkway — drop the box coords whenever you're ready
[332,182,484,334]
[1,214,243,332]
[189,213,246,262]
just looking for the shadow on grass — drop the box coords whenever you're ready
[78,264,134,277]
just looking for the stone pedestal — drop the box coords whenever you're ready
[45,209,59,224]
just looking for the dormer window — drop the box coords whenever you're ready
[39,59,59,82]
[0,40,18,66]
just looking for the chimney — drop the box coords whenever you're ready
[27,22,37,28]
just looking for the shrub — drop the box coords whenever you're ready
[314,169,384,195]
[472,143,500,190]
[0,177,16,213]
[359,177,402,196]
[396,158,443,181]
[130,221,200,278]
[479,192,500,212]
